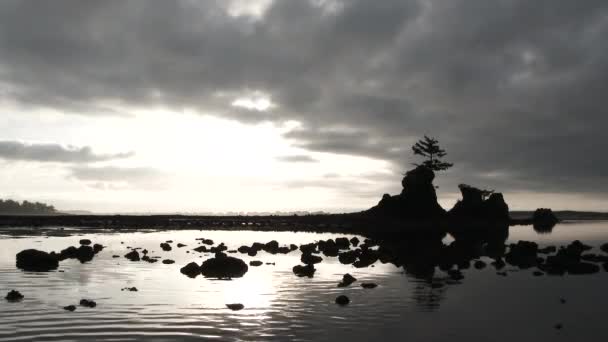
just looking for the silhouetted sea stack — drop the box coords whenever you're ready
[368,166,445,219]
[533,208,559,232]
[448,184,509,221]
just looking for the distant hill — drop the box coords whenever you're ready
[0,199,58,215]
[510,210,608,221]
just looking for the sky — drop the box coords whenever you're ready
[1,0,607,213]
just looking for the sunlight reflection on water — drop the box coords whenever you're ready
[0,222,607,341]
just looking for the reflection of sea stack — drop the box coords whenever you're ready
[368,165,445,219]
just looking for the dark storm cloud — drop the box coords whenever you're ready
[1,0,608,195]
[0,141,133,163]
[276,155,318,163]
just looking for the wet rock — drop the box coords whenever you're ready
[202,239,214,245]
[292,264,316,278]
[160,243,172,251]
[112,255,120,258]
[350,237,360,246]
[93,244,104,254]
[335,295,350,306]
[237,246,251,254]
[63,305,76,312]
[226,303,244,311]
[200,255,248,279]
[301,253,323,265]
[124,250,140,262]
[263,240,280,254]
[335,237,350,249]
[532,208,559,232]
[122,287,138,292]
[180,262,201,278]
[79,239,92,246]
[73,245,95,263]
[16,249,59,271]
[338,250,359,265]
[473,260,487,269]
[79,299,97,308]
[5,290,24,302]
[299,243,317,255]
[177,243,187,248]
[289,244,299,251]
[505,241,539,269]
[142,255,158,263]
[249,260,263,267]
[337,273,357,287]
[361,282,378,289]
[142,249,148,255]
[193,246,209,253]
[162,259,175,265]
[353,249,379,268]
[210,243,228,254]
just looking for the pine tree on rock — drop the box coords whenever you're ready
[412,136,453,172]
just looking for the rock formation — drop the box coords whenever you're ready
[368,166,445,219]
[448,184,509,221]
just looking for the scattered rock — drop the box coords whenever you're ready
[5,290,24,302]
[162,259,175,265]
[361,282,378,289]
[350,237,360,246]
[177,243,187,248]
[79,239,92,246]
[180,262,201,278]
[301,253,323,265]
[16,249,59,271]
[124,250,140,262]
[63,305,76,312]
[200,255,248,279]
[249,260,263,267]
[226,303,244,311]
[293,264,316,278]
[79,299,97,308]
[122,287,138,292]
[160,243,172,251]
[338,273,357,287]
[335,295,350,306]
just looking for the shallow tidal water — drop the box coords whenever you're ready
[1,221,608,342]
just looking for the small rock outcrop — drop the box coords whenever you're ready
[5,290,24,302]
[226,303,244,311]
[180,262,201,278]
[335,295,350,306]
[533,208,559,232]
[200,255,248,279]
[337,273,357,287]
[368,166,445,219]
[16,249,59,271]
[292,264,316,278]
[80,299,97,308]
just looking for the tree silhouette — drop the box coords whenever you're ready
[412,136,453,172]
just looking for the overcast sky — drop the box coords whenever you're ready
[1,0,607,213]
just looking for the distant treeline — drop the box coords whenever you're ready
[0,199,57,215]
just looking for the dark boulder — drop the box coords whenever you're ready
[505,241,539,269]
[16,249,59,271]
[335,237,350,249]
[338,250,359,265]
[193,246,209,253]
[249,260,263,267]
[361,283,378,289]
[601,243,608,254]
[160,243,172,251]
[79,299,97,308]
[226,304,244,311]
[63,305,76,311]
[474,260,487,269]
[337,273,357,287]
[75,245,95,263]
[162,259,175,264]
[292,264,316,278]
[177,243,187,248]
[263,240,280,254]
[350,237,360,246]
[5,290,24,302]
[93,244,104,254]
[180,262,201,278]
[79,239,92,246]
[124,250,140,262]
[200,255,248,279]
[335,295,350,306]
[301,253,323,265]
